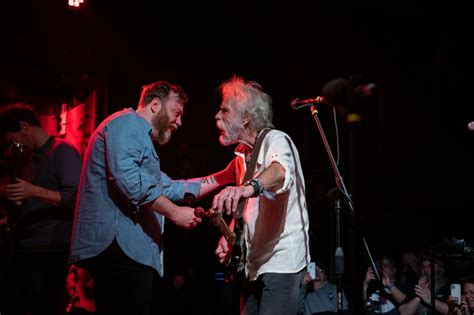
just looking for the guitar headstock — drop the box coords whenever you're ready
[4,141,27,182]
[11,141,25,157]
[4,141,25,158]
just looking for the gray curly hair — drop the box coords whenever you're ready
[220,76,274,131]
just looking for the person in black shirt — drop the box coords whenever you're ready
[0,103,82,315]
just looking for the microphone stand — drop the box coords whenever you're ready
[307,105,381,313]
[327,188,345,314]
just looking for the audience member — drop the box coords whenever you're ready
[298,261,351,315]
[363,256,409,314]
[399,257,450,314]
[66,265,96,314]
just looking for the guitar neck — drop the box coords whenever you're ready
[197,208,245,277]
[9,141,23,182]
[195,207,236,245]
[212,215,235,246]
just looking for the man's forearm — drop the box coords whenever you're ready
[399,297,422,313]
[146,194,200,229]
[34,186,61,206]
[146,195,180,220]
[196,167,235,199]
[389,285,407,304]
[434,300,449,314]
[198,175,226,198]
[255,162,285,192]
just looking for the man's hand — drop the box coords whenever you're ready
[2,178,37,202]
[170,206,202,229]
[381,270,393,288]
[415,277,431,304]
[215,236,231,265]
[303,272,313,284]
[364,267,376,287]
[212,185,254,215]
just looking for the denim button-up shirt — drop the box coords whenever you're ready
[69,108,200,275]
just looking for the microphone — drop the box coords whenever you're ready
[354,83,377,97]
[348,74,377,97]
[468,121,474,131]
[321,76,378,108]
[290,96,326,110]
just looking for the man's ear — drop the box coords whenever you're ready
[150,97,162,113]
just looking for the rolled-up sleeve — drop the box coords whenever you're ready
[161,172,201,203]
[263,133,295,195]
[104,115,162,206]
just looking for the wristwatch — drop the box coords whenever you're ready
[244,178,265,198]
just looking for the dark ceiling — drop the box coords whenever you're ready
[1,0,472,251]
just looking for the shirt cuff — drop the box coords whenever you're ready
[268,157,293,194]
[183,178,201,200]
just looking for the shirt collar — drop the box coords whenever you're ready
[128,107,153,135]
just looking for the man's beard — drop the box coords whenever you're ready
[152,107,172,145]
[218,118,245,146]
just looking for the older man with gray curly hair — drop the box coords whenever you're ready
[212,75,311,315]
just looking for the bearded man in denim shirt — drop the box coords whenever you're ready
[70,81,234,314]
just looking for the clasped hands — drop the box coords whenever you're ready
[0,178,37,203]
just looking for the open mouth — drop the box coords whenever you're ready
[216,123,225,135]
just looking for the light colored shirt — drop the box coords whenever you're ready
[234,129,311,281]
[69,108,200,274]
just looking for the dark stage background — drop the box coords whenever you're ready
[1,0,472,313]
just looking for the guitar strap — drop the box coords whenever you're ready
[231,128,272,273]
